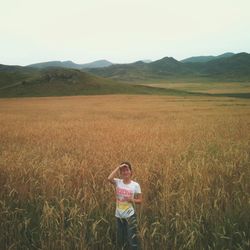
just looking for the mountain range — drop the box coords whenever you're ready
[25,52,237,70]
[27,59,112,69]
[181,52,235,63]
[0,52,250,98]
[0,65,190,97]
[86,52,250,82]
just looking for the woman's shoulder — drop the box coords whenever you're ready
[131,180,140,186]
[114,178,122,184]
[131,180,141,193]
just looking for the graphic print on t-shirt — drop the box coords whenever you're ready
[114,178,141,218]
[116,186,134,216]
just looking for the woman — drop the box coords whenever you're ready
[108,161,142,250]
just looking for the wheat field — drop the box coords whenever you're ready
[0,95,249,250]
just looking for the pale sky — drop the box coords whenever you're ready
[1,0,250,66]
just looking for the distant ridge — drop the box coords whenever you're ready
[1,52,250,98]
[1,52,250,93]
[87,52,250,82]
[141,59,152,63]
[185,52,250,78]
[181,52,235,63]
[27,59,112,69]
[81,60,112,68]
[0,65,191,97]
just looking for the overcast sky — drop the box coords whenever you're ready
[1,0,250,66]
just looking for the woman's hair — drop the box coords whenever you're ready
[120,161,132,171]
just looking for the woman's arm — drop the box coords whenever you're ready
[128,193,142,204]
[107,165,122,184]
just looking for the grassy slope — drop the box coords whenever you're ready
[0,67,198,98]
[139,81,250,99]
[1,62,250,99]
[87,53,250,83]
[0,65,39,88]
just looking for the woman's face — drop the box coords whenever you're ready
[120,166,132,179]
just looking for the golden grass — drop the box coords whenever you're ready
[142,82,250,94]
[0,95,250,249]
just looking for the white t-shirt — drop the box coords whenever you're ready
[114,178,141,218]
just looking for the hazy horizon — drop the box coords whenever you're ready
[1,0,250,66]
[1,51,248,67]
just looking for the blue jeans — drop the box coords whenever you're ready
[116,213,140,250]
